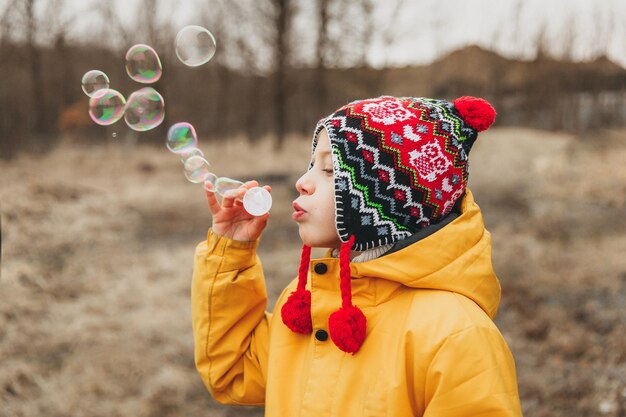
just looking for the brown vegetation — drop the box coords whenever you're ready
[1,127,626,416]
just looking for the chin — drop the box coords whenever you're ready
[298,230,317,247]
[298,229,341,249]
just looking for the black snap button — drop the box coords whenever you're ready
[315,329,328,341]
[314,263,328,274]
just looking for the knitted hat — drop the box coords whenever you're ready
[281,95,496,354]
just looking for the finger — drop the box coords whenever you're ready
[222,192,236,208]
[243,180,259,190]
[236,186,247,200]
[263,185,272,193]
[205,184,221,214]
[252,212,270,228]
[221,187,242,208]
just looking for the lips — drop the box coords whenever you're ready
[292,202,307,221]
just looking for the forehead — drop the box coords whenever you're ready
[315,128,331,153]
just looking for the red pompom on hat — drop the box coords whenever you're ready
[453,96,496,132]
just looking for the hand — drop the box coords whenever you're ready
[205,180,271,242]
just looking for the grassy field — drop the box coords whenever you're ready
[1,127,625,416]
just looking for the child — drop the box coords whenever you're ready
[192,96,523,416]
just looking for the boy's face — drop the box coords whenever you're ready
[293,129,341,249]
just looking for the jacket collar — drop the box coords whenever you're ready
[310,189,501,318]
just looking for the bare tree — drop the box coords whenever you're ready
[272,0,291,147]
[95,1,132,51]
[198,0,267,139]
[25,0,46,133]
[313,0,330,119]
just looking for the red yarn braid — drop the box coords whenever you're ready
[338,235,355,308]
[281,243,313,334]
[297,244,311,291]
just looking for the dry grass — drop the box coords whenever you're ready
[1,127,626,416]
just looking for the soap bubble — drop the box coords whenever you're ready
[184,156,213,183]
[175,25,217,67]
[81,70,110,97]
[167,122,197,154]
[203,176,218,192]
[243,187,272,216]
[88,89,126,126]
[202,173,218,190]
[180,147,204,164]
[214,177,244,197]
[125,44,162,83]
[124,87,165,131]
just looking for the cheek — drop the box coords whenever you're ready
[321,188,336,217]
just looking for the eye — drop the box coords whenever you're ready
[322,168,333,174]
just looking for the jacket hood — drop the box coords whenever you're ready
[349,188,501,318]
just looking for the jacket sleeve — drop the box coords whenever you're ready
[423,326,523,417]
[191,229,270,406]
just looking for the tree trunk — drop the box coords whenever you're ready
[313,0,329,121]
[273,0,289,148]
[26,0,46,134]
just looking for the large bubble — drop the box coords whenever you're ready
[167,122,198,154]
[124,87,165,131]
[125,44,162,83]
[81,70,110,97]
[88,89,126,126]
[175,25,217,67]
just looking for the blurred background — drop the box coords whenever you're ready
[1,0,625,416]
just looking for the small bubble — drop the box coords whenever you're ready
[81,70,110,97]
[183,156,212,183]
[124,87,165,131]
[180,147,204,164]
[175,25,217,67]
[214,177,244,196]
[88,89,126,126]
[167,122,197,154]
[112,132,117,138]
[125,44,162,84]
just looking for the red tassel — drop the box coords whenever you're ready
[329,305,367,354]
[281,244,312,334]
[453,96,496,132]
[281,289,312,333]
[328,235,367,354]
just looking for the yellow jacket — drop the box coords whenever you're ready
[191,190,523,416]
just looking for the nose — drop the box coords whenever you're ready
[295,171,313,195]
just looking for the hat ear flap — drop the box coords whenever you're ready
[453,96,496,132]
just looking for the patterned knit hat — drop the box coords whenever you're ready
[281,95,496,353]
